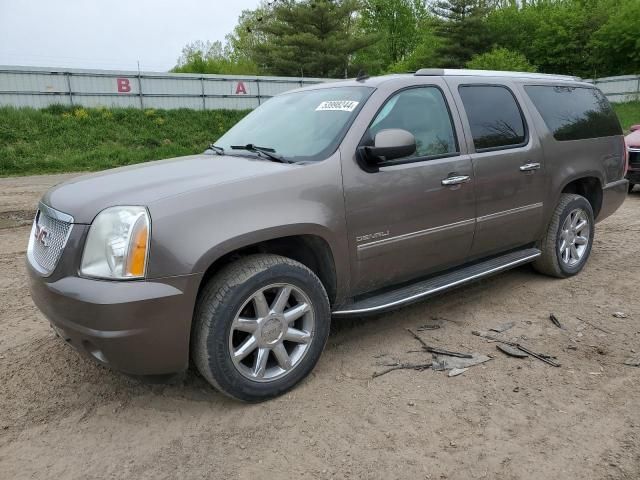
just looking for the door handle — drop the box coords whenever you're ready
[519,162,541,172]
[441,175,471,186]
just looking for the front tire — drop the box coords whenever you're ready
[629,182,635,194]
[533,194,595,278]
[192,254,330,402]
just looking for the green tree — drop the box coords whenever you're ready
[355,0,431,74]
[249,0,377,78]
[172,40,259,75]
[466,47,537,72]
[589,0,640,77]
[486,0,631,78]
[387,18,442,73]
[225,2,273,65]
[430,0,491,68]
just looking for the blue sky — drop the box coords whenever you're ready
[0,0,259,71]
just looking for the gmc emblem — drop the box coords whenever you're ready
[34,224,51,248]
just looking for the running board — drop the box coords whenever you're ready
[332,248,541,316]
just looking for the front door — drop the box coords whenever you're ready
[341,81,476,296]
[447,80,547,258]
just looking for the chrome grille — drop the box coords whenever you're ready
[629,149,640,168]
[27,205,73,275]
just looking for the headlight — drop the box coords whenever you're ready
[80,206,150,279]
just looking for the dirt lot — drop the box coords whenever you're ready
[1,174,639,480]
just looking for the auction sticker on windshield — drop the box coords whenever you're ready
[315,100,359,112]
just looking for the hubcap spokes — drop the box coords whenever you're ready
[559,208,590,266]
[229,284,314,382]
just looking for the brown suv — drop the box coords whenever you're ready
[27,69,628,401]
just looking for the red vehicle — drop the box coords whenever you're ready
[627,125,640,193]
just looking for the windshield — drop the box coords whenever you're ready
[215,86,373,162]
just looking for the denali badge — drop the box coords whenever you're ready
[356,230,390,243]
[34,224,51,248]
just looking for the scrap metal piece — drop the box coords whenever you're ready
[432,353,492,371]
[490,321,515,333]
[549,314,563,329]
[407,329,472,358]
[624,357,640,367]
[497,344,528,358]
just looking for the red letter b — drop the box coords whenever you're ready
[117,78,131,93]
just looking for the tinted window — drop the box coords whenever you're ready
[459,85,526,150]
[524,85,622,141]
[367,87,458,160]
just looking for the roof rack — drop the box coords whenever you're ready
[414,68,580,81]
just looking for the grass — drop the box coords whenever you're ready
[0,106,249,176]
[612,100,640,132]
[1,101,639,176]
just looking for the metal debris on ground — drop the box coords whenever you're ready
[624,357,640,367]
[424,346,472,358]
[612,312,628,319]
[432,353,492,371]
[448,368,468,377]
[497,344,529,358]
[417,324,441,331]
[406,329,472,358]
[472,330,561,367]
[372,362,433,378]
[549,314,563,329]
[489,321,515,333]
[576,316,614,335]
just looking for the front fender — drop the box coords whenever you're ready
[144,156,349,300]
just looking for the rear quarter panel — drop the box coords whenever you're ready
[515,81,625,224]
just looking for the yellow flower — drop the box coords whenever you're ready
[73,108,89,120]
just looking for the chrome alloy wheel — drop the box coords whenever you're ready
[559,208,590,266]
[229,283,315,382]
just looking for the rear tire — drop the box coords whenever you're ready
[533,194,594,278]
[192,254,330,402]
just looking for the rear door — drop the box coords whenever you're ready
[446,78,547,258]
[340,78,476,295]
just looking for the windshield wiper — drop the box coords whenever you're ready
[230,144,293,164]
[206,144,225,155]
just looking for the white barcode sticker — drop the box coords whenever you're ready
[315,100,359,112]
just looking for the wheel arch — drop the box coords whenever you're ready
[558,174,603,219]
[193,227,341,307]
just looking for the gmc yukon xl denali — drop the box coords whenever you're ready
[27,69,628,401]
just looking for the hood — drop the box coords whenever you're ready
[42,153,290,223]
[626,129,640,149]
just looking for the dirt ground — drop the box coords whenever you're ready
[1,174,639,480]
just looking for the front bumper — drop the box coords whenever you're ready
[27,261,201,375]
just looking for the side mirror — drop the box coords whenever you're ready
[630,125,640,132]
[361,129,416,165]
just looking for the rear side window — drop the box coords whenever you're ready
[458,85,526,151]
[524,85,622,141]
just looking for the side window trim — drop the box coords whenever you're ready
[458,83,530,154]
[358,85,461,169]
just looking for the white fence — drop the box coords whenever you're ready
[0,65,330,110]
[0,65,638,110]
[584,74,640,103]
